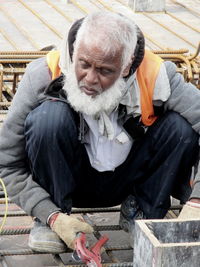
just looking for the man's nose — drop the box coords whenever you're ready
[84,69,98,85]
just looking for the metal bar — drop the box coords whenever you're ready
[143,12,197,49]
[0,28,19,50]
[0,60,33,64]
[0,102,12,107]
[17,0,63,39]
[0,55,46,59]
[0,246,132,256]
[83,214,121,264]
[72,207,120,213]
[170,0,200,18]
[0,202,120,212]
[89,0,103,9]
[43,0,73,22]
[166,11,200,34]
[59,264,133,267]
[0,225,121,235]
[95,0,114,11]
[0,256,8,267]
[70,0,89,14]
[152,49,189,54]
[52,254,66,267]
[114,0,168,50]
[0,248,57,256]
[0,70,3,102]
[188,42,200,60]
[0,51,48,55]
[0,6,40,50]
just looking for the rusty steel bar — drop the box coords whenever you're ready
[0,224,121,235]
[114,0,168,50]
[0,248,56,256]
[44,0,73,22]
[0,51,48,55]
[0,55,47,59]
[171,0,200,18]
[0,28,19,51]
[0,246,132,256]
[152,49,189,54]
[89,0,103,9]
[70,0,89,14]
[17,0,63,39]
[95,0,114,11]
[143,12,197,49]
[188,42,200,60]
[0,201,121,212]
[0,102,12,107]
[55,264,133,267]
[0,69,3,102]
[0,6,40,50]
[0,110,8,114]
[166,11,200,34]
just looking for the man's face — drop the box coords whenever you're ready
[74,42,122,97]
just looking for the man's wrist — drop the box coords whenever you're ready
[47,211,61,226]
[186,200,200,208]
[189,198,200,204]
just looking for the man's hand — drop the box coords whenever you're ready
[50,213,93,249]
[178,200,200,219]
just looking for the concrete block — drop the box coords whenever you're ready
[133,219,200,267]
[128,0,165,12]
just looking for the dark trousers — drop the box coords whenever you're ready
[24,100,199,219]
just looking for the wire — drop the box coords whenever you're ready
[0,178,8,232]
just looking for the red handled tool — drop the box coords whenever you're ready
[74,233,109,267]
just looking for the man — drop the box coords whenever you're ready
[0,11,200,253]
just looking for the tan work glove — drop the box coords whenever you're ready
[178,201,200,219]
[50,213,93,249]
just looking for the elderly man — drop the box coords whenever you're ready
[0,11,200,253]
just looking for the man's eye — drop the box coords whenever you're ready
[80,62,90,69]
[100,68,113,75]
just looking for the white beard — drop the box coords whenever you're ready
[63,64,127,117]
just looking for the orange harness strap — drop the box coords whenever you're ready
[137,50,163,126]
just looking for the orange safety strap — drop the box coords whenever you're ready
[137,50,163,126]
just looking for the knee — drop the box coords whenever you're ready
[162,111,198,146]
[25,100,78,142]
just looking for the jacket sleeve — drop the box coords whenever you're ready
[0,58,59,224]
[164,61,200,200]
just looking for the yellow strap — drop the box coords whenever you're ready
[46,50,61,80]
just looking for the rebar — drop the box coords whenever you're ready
[0,224,121,235]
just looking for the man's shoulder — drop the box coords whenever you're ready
[163,61,177,77]
[26,57,52,87]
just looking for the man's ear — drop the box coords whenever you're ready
[122,56,134,77]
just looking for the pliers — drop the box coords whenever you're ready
[74,233,109,267]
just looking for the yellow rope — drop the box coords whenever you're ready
[0,178,8,232]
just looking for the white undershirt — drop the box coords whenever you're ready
[83,111,133,172]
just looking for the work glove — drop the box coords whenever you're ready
[50,213,93,249]
[178,201,200,219]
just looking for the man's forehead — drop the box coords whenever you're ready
[75,41,122,64]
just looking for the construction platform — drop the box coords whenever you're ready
[0,0,199,266]
[0,197,181,267]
